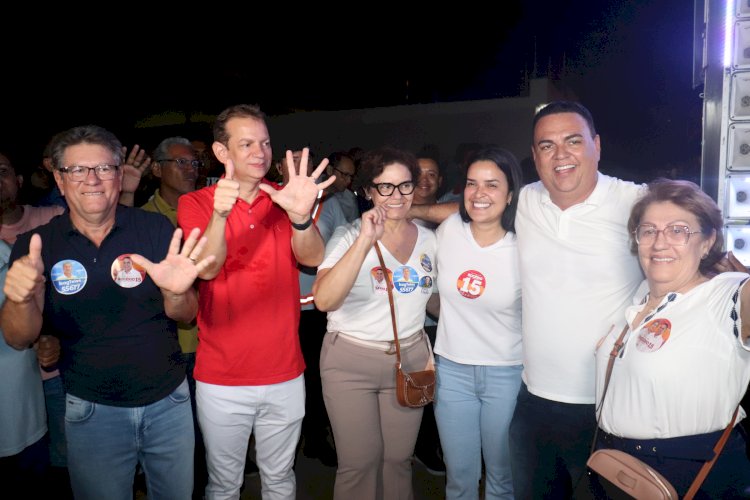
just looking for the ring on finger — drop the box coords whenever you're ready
[189,257,197,264]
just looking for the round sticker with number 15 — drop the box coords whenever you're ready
[456,270,486,299]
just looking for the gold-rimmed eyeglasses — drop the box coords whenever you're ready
[634,224,702,246]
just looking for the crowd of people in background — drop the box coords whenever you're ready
[1,100,749,500]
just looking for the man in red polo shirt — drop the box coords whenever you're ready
[177,104,335,500]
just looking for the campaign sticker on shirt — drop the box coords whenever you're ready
[636,319,671,353]
[370,266,392,295]
[393,266,419,294]
[420,253,433,273]
[51,259,87,295]
[111,254,145,289]
[456,270,486,299]
[419,276,433,293]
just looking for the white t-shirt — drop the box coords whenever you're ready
[434,213,522,365]
[596,273,750,438]
[515,173,645,404]
[319,220,437,341]
[116,269,143,288]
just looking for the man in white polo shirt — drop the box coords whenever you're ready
[509,101,645,499]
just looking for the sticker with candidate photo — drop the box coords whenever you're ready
[52,260,87,295]
[636,318,671,353]
[370,266,392,295]
[393,266,419,294]
[456,270,486,299]
[111,254,145,289]
[420,253,433,273]
[419,276,433,293]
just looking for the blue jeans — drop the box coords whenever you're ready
[43,375,67,467]
[434,356,522,500]
[508,383,595,500]
[65,378,194,500]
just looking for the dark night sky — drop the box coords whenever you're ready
[1,0,701,184]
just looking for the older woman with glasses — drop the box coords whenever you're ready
[590,179,750,497]
[313,147,437,500]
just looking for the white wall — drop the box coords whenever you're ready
[266,78,569,167]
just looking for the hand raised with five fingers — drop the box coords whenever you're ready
[120,144,152,195]
[129,228,215,295]
[213,159,240,218]
[259,148,336,222]
[4,234,45,309]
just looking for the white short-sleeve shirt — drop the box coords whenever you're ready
[318,220,437,341]
[434,213,522,365]
[515,173,645,403]
[596,273,750,439]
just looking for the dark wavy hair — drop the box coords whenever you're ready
[627,178,724,274]
[353,147,420,194]
[458,146,523,233]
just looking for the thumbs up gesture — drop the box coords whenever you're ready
[213,159,240,218]
[4,234,46,308]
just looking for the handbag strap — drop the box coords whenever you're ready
[591,275,747,497]
[589,324,630,455]
[373,241,402,367]
[683,406,739,500]
[684,277,747,499]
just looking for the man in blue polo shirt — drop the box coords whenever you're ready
[1,125,214,499]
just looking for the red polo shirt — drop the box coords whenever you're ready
[177,181,304,385]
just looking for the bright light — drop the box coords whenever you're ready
[726,0,736,67]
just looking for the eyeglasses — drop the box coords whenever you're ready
[58,164,119,182]
[158,158,204,169]
[333,167,354,179]
[634,224,702,246]
[372,181,415,196]
[372,181,416,196]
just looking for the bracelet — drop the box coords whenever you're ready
[291,217,313,231]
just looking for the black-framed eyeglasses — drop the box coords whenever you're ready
[158,158,203,170]
[333,167,354,179]
[372,181,415,196]
[58,164,119,182]
[633,224,702,246]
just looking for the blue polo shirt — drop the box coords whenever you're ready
[10,206,185,407]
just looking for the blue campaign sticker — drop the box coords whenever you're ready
[393,265,419,294]
[51,260,87,295]
[420,253,433,273]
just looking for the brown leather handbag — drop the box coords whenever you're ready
[374,241,435,408]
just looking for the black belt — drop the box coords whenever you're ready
[597,427,728,462]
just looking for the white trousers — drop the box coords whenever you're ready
[197,375,305,500]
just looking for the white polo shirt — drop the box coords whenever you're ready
[515,173,645,403]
